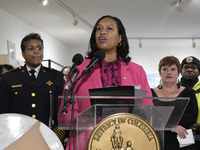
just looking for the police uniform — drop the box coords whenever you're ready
[181,56,200,150]
[181,56,200,123]
[0,65,65,127]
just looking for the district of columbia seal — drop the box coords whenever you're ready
[87,113,160,150]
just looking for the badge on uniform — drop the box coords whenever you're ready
[46,81,53,86]
[12,84,22,88]
[186,56,193,63]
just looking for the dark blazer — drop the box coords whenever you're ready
[0,65,65,126]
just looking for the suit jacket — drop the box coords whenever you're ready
[58,59,152,125]
[0,65,65,126]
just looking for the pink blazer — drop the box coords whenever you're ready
[58,59,153,149]
[58,59,152,123]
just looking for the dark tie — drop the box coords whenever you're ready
[29,69,36,79]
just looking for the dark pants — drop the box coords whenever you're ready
[194,135,200,150]
[195,141,200,150]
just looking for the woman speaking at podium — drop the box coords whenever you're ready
[58,15,153,150]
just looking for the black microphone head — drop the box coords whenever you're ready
[93,50,105,62]
[72,53,84,65]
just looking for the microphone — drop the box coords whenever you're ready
[68,53,83,77]
[81,50,105,77]
[69,50,105,102]
[63,51,105,113]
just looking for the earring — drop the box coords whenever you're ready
[158,80,163,89]
[118,42,121,47]
[177,79,180,89]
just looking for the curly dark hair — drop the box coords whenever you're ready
[21,33,43,52]
[86,15,131,63]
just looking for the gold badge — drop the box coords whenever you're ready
[87,113,160,150]
[46,81,53,86]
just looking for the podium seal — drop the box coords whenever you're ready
[87,113,160,150]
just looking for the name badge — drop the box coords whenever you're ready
[12,84,22,88]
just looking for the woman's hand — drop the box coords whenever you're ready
[171,125,188,138]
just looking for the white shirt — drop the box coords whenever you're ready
[26,65,41,79]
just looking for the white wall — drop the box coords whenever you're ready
[129,39,200,74]
[0,8,73,71]
[128,39,200,87]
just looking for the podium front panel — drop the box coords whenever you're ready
[57,96,189,150]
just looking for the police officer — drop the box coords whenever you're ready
[181,56,200,150]
[181,56,200,88]
[0,33,65,143]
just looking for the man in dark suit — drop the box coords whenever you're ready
[0,33,65,142]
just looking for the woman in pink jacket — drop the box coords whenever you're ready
[58,15,153,150]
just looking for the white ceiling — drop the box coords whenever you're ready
[0,0,200,48]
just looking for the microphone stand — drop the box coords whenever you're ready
[68,71,89,150]
[68,54,104,149]
[62,69,79,115]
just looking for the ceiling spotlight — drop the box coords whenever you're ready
[170,0,183,13]
[170,0,183,6]
[73,15,78,26]
[42,0,48,6]
[138,39,142,48]
[192,39,196,48]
